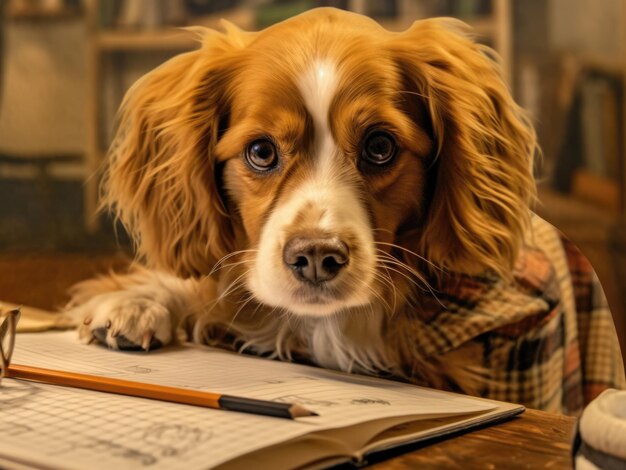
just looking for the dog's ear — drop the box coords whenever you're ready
[104,27,249,278]
[388,19,537,278]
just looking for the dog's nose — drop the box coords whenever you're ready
[283,237,349,284]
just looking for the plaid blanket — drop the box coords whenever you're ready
[413,215,625,416]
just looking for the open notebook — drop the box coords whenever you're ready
[1,331,524,469]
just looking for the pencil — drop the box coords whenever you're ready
[5,363,318,419]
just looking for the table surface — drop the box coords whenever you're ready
[372,408,577,469]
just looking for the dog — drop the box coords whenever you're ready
[65,8,625,412]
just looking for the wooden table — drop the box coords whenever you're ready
[372,409,576,469]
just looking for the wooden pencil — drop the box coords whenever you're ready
[5,363,317,419]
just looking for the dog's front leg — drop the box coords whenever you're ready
[63,267,211,350]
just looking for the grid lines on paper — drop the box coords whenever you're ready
[0,378,304,470]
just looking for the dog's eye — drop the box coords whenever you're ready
[245,139,278,171]
[362,131,397,166]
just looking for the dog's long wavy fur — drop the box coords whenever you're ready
[68,9,538,395]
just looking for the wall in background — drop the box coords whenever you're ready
[0,20,86,157]
[550,0,622,61]
[0,19,172,180]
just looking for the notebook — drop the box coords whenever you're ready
[0,331,524,469]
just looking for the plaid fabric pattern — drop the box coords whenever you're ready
[412,215,625,416]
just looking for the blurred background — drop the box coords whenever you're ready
[0,0,625,357]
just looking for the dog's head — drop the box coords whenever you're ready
[107,8,536,317]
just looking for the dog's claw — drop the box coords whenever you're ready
[105,320,112,329]
[87,335,97,345]
[83,317,93,325]
[142,331,154,351]
[111,329,120,338]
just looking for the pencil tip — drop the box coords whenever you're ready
[289,404,319,418]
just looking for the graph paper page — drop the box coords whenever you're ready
[1,331,496,469]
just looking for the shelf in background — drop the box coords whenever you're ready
[95,12,498,42]
[6,5,82,22]
[378,15,495,35]
[92,6,255,52]
[95,30,198,51]
[469,17,496,37]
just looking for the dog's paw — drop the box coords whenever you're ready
[66,292,172,351]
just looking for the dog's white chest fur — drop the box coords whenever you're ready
[299,309,390,374]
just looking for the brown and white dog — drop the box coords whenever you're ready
[66,8,537,391]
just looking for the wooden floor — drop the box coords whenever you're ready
[0,252,130,311]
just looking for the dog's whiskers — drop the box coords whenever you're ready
[366,270,398,315]
[375,253,446,309]
[375,251,431,284]
[349,276,393,315]
[374,241,444,273]
[377,258,431,289]
[210,259,251,276]
[371,227,394,235]
[377,263,426,292]
[221,271,252,301]
[375,248,437,283]
[200,270,252,313]
[371,264,399,314]
[234,292,256,305]
[208,249,258,277]
[229,293,258,328]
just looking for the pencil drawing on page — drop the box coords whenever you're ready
[141,424,213,457]
[350,398,391,405]
[79,438,157,466]
[0,379,39,408]
[273,394,339,407]
[124,365,153,374]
